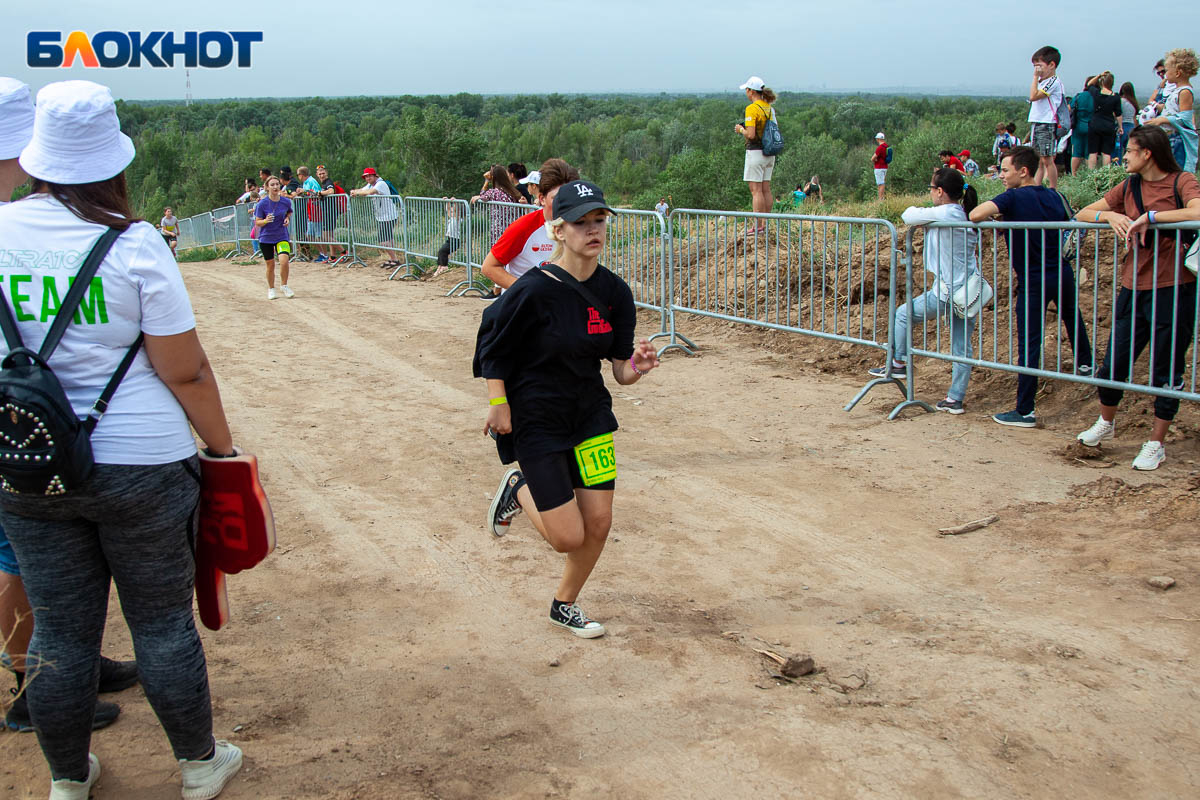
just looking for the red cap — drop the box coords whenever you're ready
[958,150,970,159]
[362,167,377,177]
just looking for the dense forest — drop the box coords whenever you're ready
[115,92,1032,219]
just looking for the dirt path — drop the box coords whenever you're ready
[4,259,1198,799]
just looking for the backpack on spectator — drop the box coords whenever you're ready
[1054,190,1080,262]
[886,146,894,165]
[378,178,403,211]
[756,102,784,157]
[0,229,143,496]
[1053,80,1073,139]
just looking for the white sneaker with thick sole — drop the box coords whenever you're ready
[281,285,295,298]
[266,288,278,300]
[181,740,243,800]
[1077,416,1114,447]
[49,753,100,800]
[1132,441,1165,471]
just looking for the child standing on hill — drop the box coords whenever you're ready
[1028,46,1065,189]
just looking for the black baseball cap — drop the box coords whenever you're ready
[279,165,292,175]
[552,180,614,222]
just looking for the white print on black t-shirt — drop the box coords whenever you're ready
[586,307,612,335]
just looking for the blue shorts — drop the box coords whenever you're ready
[0,522,19,576]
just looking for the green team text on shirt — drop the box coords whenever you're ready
[5,275,108,325]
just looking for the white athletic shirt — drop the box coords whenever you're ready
[0,195,199,464]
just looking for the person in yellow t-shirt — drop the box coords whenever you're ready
[733,75,777,224]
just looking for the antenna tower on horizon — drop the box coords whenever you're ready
[185,70,193,106]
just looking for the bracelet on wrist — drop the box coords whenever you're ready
[1148,210,1157,225]
[489,396,507,406]
[204,447,237,458]
[629,356,645,376]
[1094,212,1102,222]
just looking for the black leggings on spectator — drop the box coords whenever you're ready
[437,237,460,267]
[1014,273,1094,415]
[1096,282,1197,421]
[0,458,214,781]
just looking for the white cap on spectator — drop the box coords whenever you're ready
[519,170,541,185]
[20,80,135,184]
[875,132,886,140]
[739,76,766,92]
[0,78,35,160]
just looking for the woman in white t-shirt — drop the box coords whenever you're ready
[0,81,243,799]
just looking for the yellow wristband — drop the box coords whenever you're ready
[489,396,507,406]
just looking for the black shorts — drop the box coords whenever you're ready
[1087,129,1116,156]
[519,448,615,512]
[377,219,396,244]
[162,233,176,245]
[259,240,292,261]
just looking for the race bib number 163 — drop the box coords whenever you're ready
[573,433,616,487]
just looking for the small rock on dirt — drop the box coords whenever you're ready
[782,655,816,678]
[1147,576,1176,590]
[548,659,560,667]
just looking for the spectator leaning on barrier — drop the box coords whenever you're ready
[510,162,533,204]
[279,165,299,197]
[970,145,1094,428]
[295,166,329,263]
[351,167,400,266]
[431,197,462,279]
[872,132,889,200]
[480,158,579,293]
[869,168,981,414]
[734,75,778,222]
[1028,45,1064,189]
[472,164,525,246]
[1073,125,1200,470]
[315,165,344,260]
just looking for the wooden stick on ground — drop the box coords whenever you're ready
[938,514,1000,536]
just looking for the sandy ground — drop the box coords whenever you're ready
[3,258,1199,800]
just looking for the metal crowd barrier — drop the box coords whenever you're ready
[389,196,473,286]
[663,209,900,407]
[285,192,353,265]
[193,212,215,249]
[889,220,1200,419]
[177,217,196,250]
[346,194,404,269]
[211,205,240,259]
[465,198,530,296]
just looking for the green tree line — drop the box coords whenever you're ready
[116,92,1030,219]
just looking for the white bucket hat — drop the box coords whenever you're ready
[739,76,766,92]
[0,78,35,160]
[19,80,135,184]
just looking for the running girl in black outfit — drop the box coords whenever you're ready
[473,181,661,638]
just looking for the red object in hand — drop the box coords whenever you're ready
[194,448,276,631]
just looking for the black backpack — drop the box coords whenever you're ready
[0,229,144,496]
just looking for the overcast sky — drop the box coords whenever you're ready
[2,1,1191,102]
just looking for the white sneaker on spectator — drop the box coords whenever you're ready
[49,753,100,800]
[266,288,277,300]
[281,285,295,298]
[1076,416,1114,447]
[1132,441,1165,471]
[181,740,243,800]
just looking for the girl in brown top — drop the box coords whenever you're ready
[1074,125,1200,470]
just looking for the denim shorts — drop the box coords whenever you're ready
[0,522,18,575]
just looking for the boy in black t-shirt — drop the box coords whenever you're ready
[970,146,1094,428]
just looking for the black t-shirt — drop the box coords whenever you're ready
[284,178,300,195]
[1088,88,1121,134]
[473,265,637,458]
[991,185,1070,280]
[319,178,340,222]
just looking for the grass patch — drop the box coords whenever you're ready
[176,246,221,262]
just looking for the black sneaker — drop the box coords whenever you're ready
[935,398,965,415]
[487,468,524,537]
[549,600,606,639]
[5,687,121,732]
[98,657,138,693]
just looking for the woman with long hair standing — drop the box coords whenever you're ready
[1074,125,1200,470]
[0,80,243,799]
[474,180,660,638]
[869,168,982,414]
[472,164,525,246]
[1118,82,1139,156]
[734,76,778,224]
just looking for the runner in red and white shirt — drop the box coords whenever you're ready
[481,158,579,291]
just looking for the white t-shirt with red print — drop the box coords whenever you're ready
[490,208,555,284]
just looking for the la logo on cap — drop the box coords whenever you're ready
[576,184,594,197]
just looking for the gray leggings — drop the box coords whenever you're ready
[0,457,214,781]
